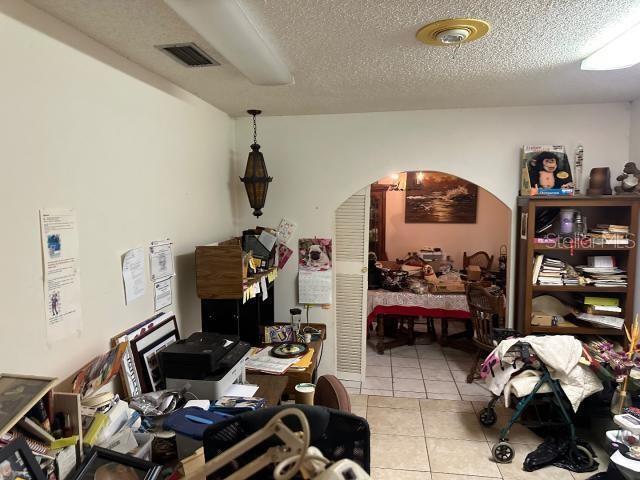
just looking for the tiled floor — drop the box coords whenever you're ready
[343,341,610,480]
[344,340,493,401]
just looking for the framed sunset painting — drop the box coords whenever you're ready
[405,171,478,223]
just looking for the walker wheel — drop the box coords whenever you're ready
[569,445,594,469]
[492,442,515,463]
[479,408,497,426]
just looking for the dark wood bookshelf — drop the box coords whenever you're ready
[515,195,640,337]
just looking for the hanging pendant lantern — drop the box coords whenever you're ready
[240,109,273,217]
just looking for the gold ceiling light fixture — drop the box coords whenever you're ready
[416,18,490,46]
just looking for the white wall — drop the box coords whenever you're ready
[632,100,640,162]
[233,103,632,376]
[0,1,235,380]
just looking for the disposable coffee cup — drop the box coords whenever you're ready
[295,383,315,405]
[304,333,312,343]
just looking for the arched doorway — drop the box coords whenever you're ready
[334,171,511,389]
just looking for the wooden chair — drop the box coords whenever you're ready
[314,375,351,412]
[463,251,494,272]
[465,283,505,383]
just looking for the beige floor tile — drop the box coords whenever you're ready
[362,388,393,397]
[368,406,425,436]
[425,380,459,394]
[418,350,446,360]
[483,421,543,444]
[419,359,450,370]
[393,356,421,368]
[420,398,475,413]
[431,474,500,480]
[422,369,455,382]
[368,354,392,366]
[393,367,424,379]
[368,366,393,377]
[456,381,491,396]
[371,434,430,471]
[351,404,367,418]
[371,468,432,480]
[394,378,426,392]
[395,391,427,399]
[423,411,487,441]
[415,344,442,352]
[345,387,361,395]
[447,358,474,371]
[461,394,494,402]
[369,395,420,409]
[392,346,419,358]
[349,393,368,407]
[451,370,471,382]
[427,438,501,477]
[363,377,393,390]
[495,443,573,480]
[428,392,462,400]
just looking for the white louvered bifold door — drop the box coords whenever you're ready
[334,188,369,381]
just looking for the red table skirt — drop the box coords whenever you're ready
[367,305,470,326]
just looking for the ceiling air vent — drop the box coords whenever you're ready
[156,43,220,67]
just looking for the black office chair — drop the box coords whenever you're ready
[202,404,370,479]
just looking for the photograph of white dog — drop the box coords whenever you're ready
[299,238,332,272]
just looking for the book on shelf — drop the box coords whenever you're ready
[583,296,620,307]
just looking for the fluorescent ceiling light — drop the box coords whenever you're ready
[581,21,640,70]
[165,0,293,86]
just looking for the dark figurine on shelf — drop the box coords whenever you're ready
[587,167,612,195]
[615,162,640,194]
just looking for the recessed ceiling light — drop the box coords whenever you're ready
[581,21,640,70]
[416,18,490,46]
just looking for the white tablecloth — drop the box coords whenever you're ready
[367,290,469,317]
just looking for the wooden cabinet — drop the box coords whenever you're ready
[196,240,276,345]
[369,183,388,260]
[515,195,639,337]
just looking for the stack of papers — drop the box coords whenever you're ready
[575,312,625,330]
[245,347,301,374]
[577,265,627,288]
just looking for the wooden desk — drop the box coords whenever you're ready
[252,323,326,397]
[246,374,288,407]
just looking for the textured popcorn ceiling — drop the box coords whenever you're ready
[26,0,640,116]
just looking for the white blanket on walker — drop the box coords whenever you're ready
[483,335,602,412]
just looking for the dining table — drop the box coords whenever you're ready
[367,289,471,352]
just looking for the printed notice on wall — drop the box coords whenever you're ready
[39,209,82,342]
[149,240,174,282]
[298,238,332,304]
[154,277,173,311]
[122,247,146,304]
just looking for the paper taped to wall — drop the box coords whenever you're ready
[39,208,82,343]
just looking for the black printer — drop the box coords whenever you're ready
[159,332,251,381]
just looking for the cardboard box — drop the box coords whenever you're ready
[467,265,482,281]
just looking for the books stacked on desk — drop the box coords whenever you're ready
[532,255,579,285]
[577,256,627,288]
[590,224,630,246]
